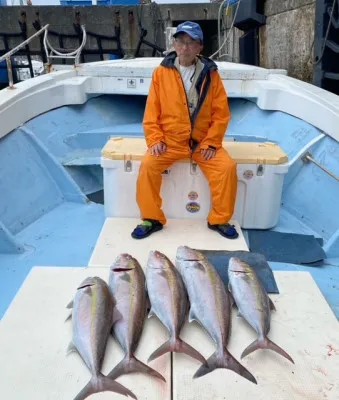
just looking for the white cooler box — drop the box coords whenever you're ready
[101,138,289,229]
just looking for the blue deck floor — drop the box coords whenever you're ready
[0,96,337,321]
[0,202,338,320]
[0,201,105,319]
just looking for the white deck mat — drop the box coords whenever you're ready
[89,218,248,268]
[0,269,338,399]
[0,267,171,400]
[173,271,339,400]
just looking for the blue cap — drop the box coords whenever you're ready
[173,21,203,42]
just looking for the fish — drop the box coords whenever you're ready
[175,246,257,384]
[107,253,166,382]
[228,257,294,364]
[68,276,137,400]
[146,250,207,365]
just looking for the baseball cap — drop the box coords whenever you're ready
[173,21,203,42]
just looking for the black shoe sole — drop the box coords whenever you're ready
[131,225,163,240]
[207,223,239,239]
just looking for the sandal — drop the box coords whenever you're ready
[207,222,239,239]
[131,219,163,239]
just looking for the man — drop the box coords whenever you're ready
[131,21,238,240]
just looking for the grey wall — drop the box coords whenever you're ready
[260,0,315,81]
[0,2,316,82]
[0,4,221,58]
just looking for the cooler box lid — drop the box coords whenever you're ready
[101,137,288,165]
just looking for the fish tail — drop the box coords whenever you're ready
[73,373,137,400]
[148,338,207,365]
[175,338,207,365]
[147,339,172,363]
[241,337,294,364]
[193,349,257,385]
[108,355,166,383]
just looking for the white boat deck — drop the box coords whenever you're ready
[1,59,339,142]
[77,58,287,80]
[88,218,248,268]
[0,218,338,399]
[0,267,171,400]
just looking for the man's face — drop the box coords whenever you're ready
[173,33,203,63]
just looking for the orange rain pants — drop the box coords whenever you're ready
[136,146,237,226]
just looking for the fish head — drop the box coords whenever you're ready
[147,250,173,270]
[228,257,253,277]
[76,276,107,297]
[77,276,100,290]
[176,246,205,261]
[110,253,138,274]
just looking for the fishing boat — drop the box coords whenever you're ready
[0,25,338,400]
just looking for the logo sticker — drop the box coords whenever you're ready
[188,191,198,201]
[243,170,254,180]
[127,79,136,88]
[186,202,200,213]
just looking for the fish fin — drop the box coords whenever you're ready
[192,262,205,271]
[185,296,191,315]
[82,286,92,296]
[112,307,123,325]
[148,307,156,319]
[73,373,137,400]
[159,270,169,278]
[188,308,197,323]
[228,287,236,307]
[146,294,152,314]
[148,338,207,365]
[108,356,166,383]
[65,311,72,322]
[147,340,172,363]
[66,299,73,309]
[241,337,294,364]
[176,339,207,365]
[268,297,276,311]
[66,341,78,356]
[193,349,257,385]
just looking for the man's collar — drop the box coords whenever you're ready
[160,51,218,71]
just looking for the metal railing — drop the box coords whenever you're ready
[302,152,339,182]
[0,24,49,89]
[32,10,123,65]
[0,22,87,89]
[43,24,87,68]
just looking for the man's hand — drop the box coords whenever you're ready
[150,142,167,156]
[201,147,216,161]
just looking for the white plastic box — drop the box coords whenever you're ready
[101,138,289,229]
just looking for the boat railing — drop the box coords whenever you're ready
[0,25,49,90]
[0,23,87,90]
[302,152,339,182]
[43,24,87,72]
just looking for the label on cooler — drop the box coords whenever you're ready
[243,169,254,180]
[186,201,200,213]
[188,191,198,201]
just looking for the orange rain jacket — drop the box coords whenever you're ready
[142,52,231,151]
